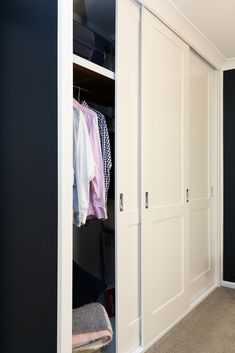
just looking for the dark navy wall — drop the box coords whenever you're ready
[0,1,58,352]
[224,69,235,282]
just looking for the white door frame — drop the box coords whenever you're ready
[57,0,73,352]
[211,68,222,289]
[217,70,224,288]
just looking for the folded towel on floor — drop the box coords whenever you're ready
[72,339,104,352]
[72,303,113,350]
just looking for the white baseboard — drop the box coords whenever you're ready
[138,309,192,353]
[221,280,235,289]
[132,283,218,353]
[190,283,217,310]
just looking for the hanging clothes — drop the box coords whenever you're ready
[82,101,112,202]
[73,105,95,227]
[73,99,107,221]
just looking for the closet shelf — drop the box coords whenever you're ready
[73,54,115,81]
[73,54,115,106]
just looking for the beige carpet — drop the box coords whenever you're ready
[147,287,235,353]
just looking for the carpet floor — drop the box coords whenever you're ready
[147,287,235,353]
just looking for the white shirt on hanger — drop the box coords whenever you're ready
[73,106,95,226]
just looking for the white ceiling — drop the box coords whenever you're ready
[170,0,235,59]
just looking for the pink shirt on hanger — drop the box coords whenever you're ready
[73,99,107,220]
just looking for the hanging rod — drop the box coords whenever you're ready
[73,85,91,93]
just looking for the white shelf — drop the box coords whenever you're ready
[73,54,115,80]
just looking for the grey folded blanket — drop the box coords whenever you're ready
[73,303,113,351]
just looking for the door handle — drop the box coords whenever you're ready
[186,189,189,203]
[145,192,149,209]
[120,193,124,212]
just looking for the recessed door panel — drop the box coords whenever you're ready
[149,216,184,311]
[190,208,210,281]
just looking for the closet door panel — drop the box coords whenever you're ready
[189,52,215,300]
[116,1,141,352]
[142,8,189,345]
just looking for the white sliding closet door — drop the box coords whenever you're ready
[142,8,189,345]
[116,0,141,352]
[189,51,215,301]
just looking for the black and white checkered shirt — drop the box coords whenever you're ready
[82,101,112,202]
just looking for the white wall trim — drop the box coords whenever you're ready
[140,3,145,351]
[223,58,235,71]
[209,66,221,288]
[57,0,73,352]
[210,68,223,288]
[218,71,224,285]
[221,281,235,289]
[168,1,225,60]
[137,0,225,69]
[190,284,217,310]
[133,284,217,353]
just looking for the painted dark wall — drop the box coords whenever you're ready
[224,69,235,282]
[0,1,58,352]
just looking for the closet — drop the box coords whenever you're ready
[69,1,218,353]
[72,1,142,352]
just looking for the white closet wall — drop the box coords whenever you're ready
[141,8,190,345]
[116,0,141,352]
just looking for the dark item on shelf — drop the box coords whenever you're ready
[73,20,114,69]
[73,261,107,309]
[105,287,115,317]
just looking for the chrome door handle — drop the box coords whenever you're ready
[186,189,189,202]
[145,192,149,209]
[120,193,124,212]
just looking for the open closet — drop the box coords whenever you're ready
[72,1,116,352]
[71,1,142,353]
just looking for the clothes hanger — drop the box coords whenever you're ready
[73,85,91,102]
